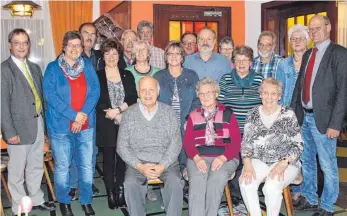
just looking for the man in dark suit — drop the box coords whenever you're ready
[118,29,137,70]
[1,28,56,215]
[291,15,347,216]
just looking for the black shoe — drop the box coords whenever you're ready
[92,184,100,197]
[69,188,77,200]
[294,196,318,211]
[32,202,56,211]
[59,203,74,216]
[82,204,95,216]
[114,185,126,207]
[107,189,117,209]
[312,208,334,216]
[13,213,24,216]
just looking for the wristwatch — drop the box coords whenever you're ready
[116,106,122,113]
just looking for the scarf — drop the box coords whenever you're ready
[201,105,218,146]
[58,53,84,80]
[231,68,257,89]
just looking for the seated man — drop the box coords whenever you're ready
[117,76,183,216]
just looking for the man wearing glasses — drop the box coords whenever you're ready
[119,30,137,70]
[292,15,347,216]
[1,28,56,215]
[180,32,198,56]
[252,31,282,78]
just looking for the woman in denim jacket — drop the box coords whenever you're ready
[154,41,200,171]
[276,24,309,107]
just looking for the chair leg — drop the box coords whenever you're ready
[247,213,250,216]
[1,172,12,204]
[283,186,294,216]
[0,196,4,216]
[224,184,234,216]
[43,162,56,201]
[47,160,54,172]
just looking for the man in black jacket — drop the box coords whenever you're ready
[118,29,137,70]
[291,15,347,216]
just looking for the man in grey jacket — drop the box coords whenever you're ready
[117,76,183,216]
[1,28,55,215]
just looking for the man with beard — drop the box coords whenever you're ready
[119,30,137,70]
[184,27,231,83]
[252,31,282,78]
[79,22,105,71]
[68,22,103,200]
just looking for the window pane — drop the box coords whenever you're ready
[207,22,218,51]
[287,17,295,56]
[338,2,347,48]
[169,21,181,41]
[194,22,206,34]
[319,12,327,16]
[182,21,193,34]
[296,16,305,25]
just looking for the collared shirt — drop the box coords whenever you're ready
[183,52,232,83]
[123,54,134,67]
[139,101,158,121]
[252,53,282,78]
[11,55,33,78]
[82,48,104,71]
[149,45,165,69]
[302,39,331,109]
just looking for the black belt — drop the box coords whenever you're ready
[303,108,313,113]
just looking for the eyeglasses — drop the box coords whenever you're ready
[261,91,279,97]
[123,38,137,44]
[308,25,327,33]
[167,52,181,57]
[234,59,250,64]
[67,43,82,49]
[11,41,29,47]
[258,43,273,49]
[182,41,197,46]
[198,91,215,98]
[139,31,152,36]
[220,48,233,52]
[290,37,306,43]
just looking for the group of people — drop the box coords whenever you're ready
[2,14,347,216]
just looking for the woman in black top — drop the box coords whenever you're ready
[96,39,137,209]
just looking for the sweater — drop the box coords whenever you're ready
[116,102,182,169]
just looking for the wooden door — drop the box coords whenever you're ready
[153,4,231,49]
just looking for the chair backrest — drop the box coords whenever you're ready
[1,139,7,150]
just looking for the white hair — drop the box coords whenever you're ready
[288,24,309,41]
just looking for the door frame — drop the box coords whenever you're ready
[153,4,231,49]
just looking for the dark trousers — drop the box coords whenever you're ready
[103,147,126,190]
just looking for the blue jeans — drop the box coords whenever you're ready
[50,128,94,205]
[70,128,97,188]
[301,113,338,212]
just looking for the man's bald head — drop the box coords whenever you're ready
[138,76,160,109]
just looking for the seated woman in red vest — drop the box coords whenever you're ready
[183,77,242,216]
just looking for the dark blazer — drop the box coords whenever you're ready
[291,42,347,133]
[118,53,135,71]
[96,68,137,147]
[1,57,45,144]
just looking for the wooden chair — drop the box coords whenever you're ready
[246,173,303,216]
[43,140,56,201]
[149,172,236,216]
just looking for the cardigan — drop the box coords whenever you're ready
[183,102,241,161]
[43,58,100,133]
[241,105,303,167]
[96,68,137,147]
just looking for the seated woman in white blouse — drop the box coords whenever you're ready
[239,78,303,216]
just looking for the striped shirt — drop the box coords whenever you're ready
[218,73,263,132]
[251,54,282,78]
[171,79,181,122]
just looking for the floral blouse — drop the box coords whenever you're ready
[241,105,303,167]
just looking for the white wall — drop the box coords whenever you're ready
[245,0,272,52]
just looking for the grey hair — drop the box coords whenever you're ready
[137,20,154,34]
[259,77,283,96]
[195,77,220,96]
[136,77,160,94]
[258,31,277,44]
[219,36,234,48]
[121,29,137,41]
[131,40,152,59]
[288,24,309,41]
